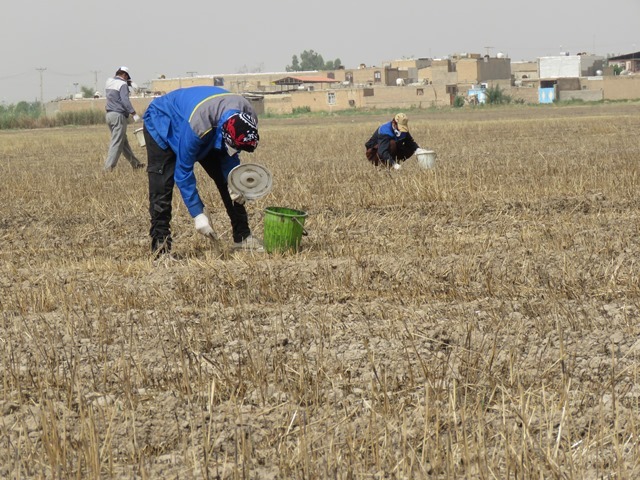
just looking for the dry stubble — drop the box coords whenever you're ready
[1,104,640,478]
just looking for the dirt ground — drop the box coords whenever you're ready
[2,102,640,478]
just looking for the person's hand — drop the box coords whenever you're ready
[392,163,402,171]
[194,213,216,239]
[133,114,141,122]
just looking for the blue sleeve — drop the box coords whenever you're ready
[175,128,207,218]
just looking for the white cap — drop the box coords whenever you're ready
[118,66,131,77]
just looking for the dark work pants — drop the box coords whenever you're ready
[144,127,175,254]
[198,157,251,243]
[365,140,416,167]
[143,127,251,253]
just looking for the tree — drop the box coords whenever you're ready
[286,55,301,72]
[81,86,95,98]
[286,51,343,71]
[325,58,343,70]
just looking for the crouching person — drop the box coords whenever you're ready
[365,113,421,170]
[142,86,263,257]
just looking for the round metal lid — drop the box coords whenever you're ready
[228,163,273,200]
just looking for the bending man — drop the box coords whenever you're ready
[142,86,262,256]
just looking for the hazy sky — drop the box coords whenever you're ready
[2,0,638,104]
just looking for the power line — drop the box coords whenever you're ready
[0,71,31,81]
[47,69,94,77]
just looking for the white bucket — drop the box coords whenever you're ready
[134,127,145,147]
[416,148,436,169]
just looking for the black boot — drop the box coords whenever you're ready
[151,236,172,258]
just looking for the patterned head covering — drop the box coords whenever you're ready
[223,112,259,152]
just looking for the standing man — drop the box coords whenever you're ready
[104,66,145,171]
[142,86,263,256]
[365,113,421,170]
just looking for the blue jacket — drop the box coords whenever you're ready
[365,120,419,165]
[143,86,258,217]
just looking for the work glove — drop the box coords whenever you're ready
[133,114,141,122]
[194,213,216,239]
[229,189,246,205]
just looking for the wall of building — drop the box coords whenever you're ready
[539,55,605,79]
[597,76,640,100]
[46,97,154,116]
[279,85,445,113]
[263,95,293,115]
[478,58,511,82]
[506,86,540,104]
[511,61,539,81]
[288,89,360,112]
[361,85,443,108]
[419,60,457,86]
[557,89,603,102]
[47,69,640,117]
[336,67,397,86]
[386,58,432,70]
[579,56,605,76]
[455,59,479,84]
[539,56,582,79]
[557,78,581,90]
[151,72,325,94]
[453,57,511,84]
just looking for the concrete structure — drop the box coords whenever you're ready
[539,54,605,79]
[579,75,640,101]
[46,51,640,116]
[383,58,432,84]
[511,61,539,86]
[417,53,511,103]
[607,51,640,74]
[267,84,442,113]
[151,71,325,95]
[536,54,605,103]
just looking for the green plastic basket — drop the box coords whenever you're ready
[263,207,308,253]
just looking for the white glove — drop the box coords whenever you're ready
[229,189,246,205]
[133,114,141,122]
[392,163,402,171]
[194,213,216,239]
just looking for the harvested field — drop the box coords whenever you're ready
[2,102,640,478]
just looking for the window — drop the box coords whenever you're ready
[345,72,353,84]
[374,71,382,83]
[214,77,224,86]
[417,88,424,96]
[327,91,336,105]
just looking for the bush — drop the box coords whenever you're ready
[485,85,512,105]
[292,106,312,115]
[55,110,105,126]
[453,95,466,108]
[0,101,106,130]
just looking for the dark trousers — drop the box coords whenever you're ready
[365,140,416,167]
[143,127,250,253]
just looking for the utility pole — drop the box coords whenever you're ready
[90,70,100,94]
[36,67,46,108]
